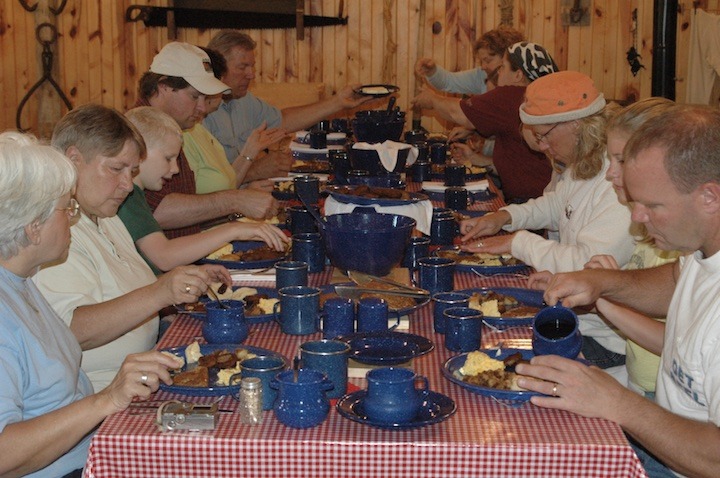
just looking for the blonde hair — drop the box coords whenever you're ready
[606,97,675,139]
[568,102,621,180]
[125,106,182,153]
[608,98,676,243]
[0,132,76,259]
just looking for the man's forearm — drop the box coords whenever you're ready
[280,97,342,133]
[431,97,474,129]
[614,390,720,478]
[152,192,239,229]
[601,263,677,316]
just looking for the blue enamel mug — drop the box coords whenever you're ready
[532,303,582,359]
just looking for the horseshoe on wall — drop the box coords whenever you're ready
[18,0,67,15]
[15,23,73,132]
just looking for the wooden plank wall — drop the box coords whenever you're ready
[1,0,718,137]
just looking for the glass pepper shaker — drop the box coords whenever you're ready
[238,377,263,425]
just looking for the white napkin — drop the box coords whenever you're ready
[421,180,490,193]
[230,269,276,283]
[324,196,433,236]
[352,141,419,172]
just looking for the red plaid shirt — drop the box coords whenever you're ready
[134,98,201,238]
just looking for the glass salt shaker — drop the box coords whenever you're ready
[238,377,263,425]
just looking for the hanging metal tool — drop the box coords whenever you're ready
[16,23,73,132]
[17,0,67,15]
[125,5,347,33]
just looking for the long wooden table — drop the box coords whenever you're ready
[83,179,647,478]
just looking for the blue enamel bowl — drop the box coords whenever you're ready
[321,212,416,276]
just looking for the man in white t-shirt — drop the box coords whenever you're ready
[517,104,720,477]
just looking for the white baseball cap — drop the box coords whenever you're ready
[150,42,230,95]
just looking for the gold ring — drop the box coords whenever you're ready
[184,285,191,293]
[552,384,558,397]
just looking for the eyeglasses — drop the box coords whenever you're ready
[534,123,561,144]
[56,198,80,219]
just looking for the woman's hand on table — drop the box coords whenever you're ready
[99,351,184,414]
[515,355,628,422]
[459,232,513,254]
[459,210,509,241]
[156,264,231,306]
[232,222,290,251]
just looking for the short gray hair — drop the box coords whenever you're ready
[0,132,76,259]
[51,103,146,162]
[207,30,256,58]
[625,104,720,193]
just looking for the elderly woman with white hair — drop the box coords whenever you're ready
[0,132,184,478]
[459,71,635,369]
[33,104,230,392]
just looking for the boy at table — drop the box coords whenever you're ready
[118,106,288,276]
[519,104,720,477]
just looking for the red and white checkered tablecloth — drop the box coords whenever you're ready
[83,179,646,478]
[84,270,646,478]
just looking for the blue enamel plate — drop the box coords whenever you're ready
[337,331,434,365]
[442,348,542,402]
[198,240,287,270]
[433,246,529,275]
[159,343,286,397]
[176,286,278,324]
[337,390,456,429]
[454,287,544,328]
[319,282,430,316]
[324,185,429,206]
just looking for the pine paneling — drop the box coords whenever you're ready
[0,0,708,136]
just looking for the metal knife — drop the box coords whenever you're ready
[334,285,430,300]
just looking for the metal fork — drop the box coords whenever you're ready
[471,269,530,280]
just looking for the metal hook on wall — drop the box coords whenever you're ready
[15,23,73,132]
[18,0,67,15]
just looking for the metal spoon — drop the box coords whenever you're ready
[206,286,230,309]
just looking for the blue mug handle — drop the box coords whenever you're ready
[387,310,401,330]
[273,301,282,325]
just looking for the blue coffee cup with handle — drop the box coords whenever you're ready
[532,302,582,359]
